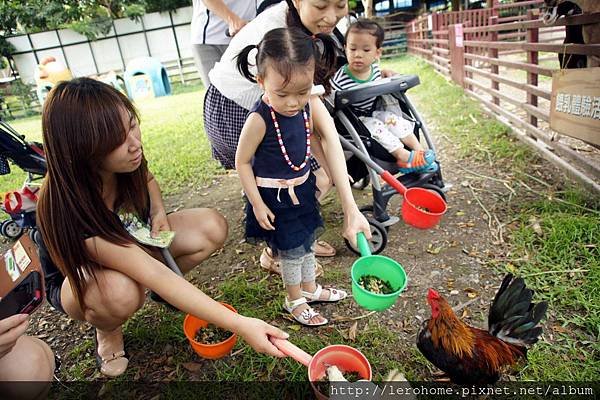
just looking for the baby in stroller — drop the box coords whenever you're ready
[324,19,445,254]
[331,19,437,175]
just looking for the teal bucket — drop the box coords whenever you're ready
[351,233,407,311]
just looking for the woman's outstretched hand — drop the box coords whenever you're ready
[235,316,289,357]
[343,207,371,248]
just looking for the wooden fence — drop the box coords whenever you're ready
[406,1,600,194]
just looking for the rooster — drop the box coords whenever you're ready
[417,274,548,384]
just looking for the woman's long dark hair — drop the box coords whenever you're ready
[37,78,150,309]
[236,27,337,93]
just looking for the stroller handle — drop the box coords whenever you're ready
[338,135,407,195]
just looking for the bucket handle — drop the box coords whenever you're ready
[357,232,372,257]
[270,337,312,366]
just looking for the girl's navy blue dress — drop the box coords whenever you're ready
[245,99,323,253]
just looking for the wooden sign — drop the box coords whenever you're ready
[550,67,600,147]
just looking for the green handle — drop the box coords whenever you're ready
[357,232,371,257]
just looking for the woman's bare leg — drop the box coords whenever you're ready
[166,208,228,273]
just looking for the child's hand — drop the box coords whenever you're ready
[150,210,171,238]
[381,69,398,78]
[235,316,289,357]
[253,203,275,230]
[343,207,371,248]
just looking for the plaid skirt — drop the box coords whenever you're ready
[203,84,321,171]
[203,84,249,170]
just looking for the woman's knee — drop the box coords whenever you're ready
[86,270,145,321]
[198,209,228,250]
[0,336,54,381]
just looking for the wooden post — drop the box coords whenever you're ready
[526,9,539,127]
[362,0,374,18]
[489,16,499,105]
[448,24,465,87]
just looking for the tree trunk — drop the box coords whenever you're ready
[451,0,461,11]
[362,0,374,17]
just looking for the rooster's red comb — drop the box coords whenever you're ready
[427,288,441,300]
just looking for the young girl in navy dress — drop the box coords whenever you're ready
[235,27,370,327]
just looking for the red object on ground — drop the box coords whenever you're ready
[271,338,372,400]
[183,302,238,360]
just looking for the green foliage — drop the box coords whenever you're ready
[145,0,191,14]
[0,0,146,40]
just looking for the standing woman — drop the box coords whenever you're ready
[37,78,288,377]
[204,0,369,269]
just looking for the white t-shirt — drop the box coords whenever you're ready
[190,0,258,46]
[208,1,289,109]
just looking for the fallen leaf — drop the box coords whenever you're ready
[506,263,517,273]
[464,288,479,298]
[182,362,203,373]
[426,244,442,255]
[235,248,244,255]
[461,308,469,319]
[552,325,569,334]
[348,321,358,341]
[288,325,302,331]
[529,216,543,236]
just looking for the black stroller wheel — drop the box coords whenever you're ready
[418,183,447,201]
[345,217,387,255]
[358,205,392,231]
[1,220,23,239]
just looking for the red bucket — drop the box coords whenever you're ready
[401,187,447,229]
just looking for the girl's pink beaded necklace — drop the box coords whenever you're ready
[267,102,311,172]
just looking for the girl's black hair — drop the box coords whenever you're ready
[236,27,337,93]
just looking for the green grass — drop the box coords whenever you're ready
[382,55,599,380]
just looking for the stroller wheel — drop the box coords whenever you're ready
[419,183,447,201]
[1,220,23,239]
[345,217,387,255]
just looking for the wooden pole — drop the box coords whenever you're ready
[489,16,499,105]
[448,24,465,87]
[526,9,539,127]
[362,0,374,18]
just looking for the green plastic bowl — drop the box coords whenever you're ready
[351,233,407,311]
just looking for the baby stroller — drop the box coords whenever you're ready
[326,74,447,255]
[0,119,47,239]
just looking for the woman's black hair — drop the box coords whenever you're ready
[236,27,337,93]
[285,0,313,36]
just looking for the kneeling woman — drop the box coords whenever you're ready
[37,78,288,377]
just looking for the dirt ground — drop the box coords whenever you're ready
[17,102,570,385]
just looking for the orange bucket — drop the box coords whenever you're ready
[183,302,237,360]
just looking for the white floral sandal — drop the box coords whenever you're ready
[302,284,347,304]
[283,297,328,327]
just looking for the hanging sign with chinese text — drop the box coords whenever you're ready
[550,67,600,146]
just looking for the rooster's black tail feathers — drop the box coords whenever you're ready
[488,274,548,346]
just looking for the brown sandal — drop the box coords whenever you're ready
[314,240,336,257]
[259,248,324,277]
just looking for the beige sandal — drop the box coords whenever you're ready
[314,240,336,257]
[94,329,129,377]
[283,297,328,327]
[259,248,324,277]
